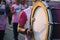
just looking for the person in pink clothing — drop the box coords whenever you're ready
[10,0,22,40]
[17,7,32,40]
[17,0,39,40]
[0,0,6,40]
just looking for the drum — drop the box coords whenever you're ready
[30,1,60,40]
[30,1,50,40]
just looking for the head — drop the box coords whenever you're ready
[0,0,2,4]
[14,0,20,4]
[32,0,39,2]
[32,0,39,5]
[3,0,6,4]
[21,0,26,5]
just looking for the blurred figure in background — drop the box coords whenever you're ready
[10,0,22,40]
[13,0,16,4]
[0,0,6,40]
[17,0,39,40]
[5,0,12,26]
[21,0,28,10]
[5,0,11,4]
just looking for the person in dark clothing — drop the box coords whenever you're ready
[5,2,12,25]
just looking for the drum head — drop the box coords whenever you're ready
[30,2,48,40]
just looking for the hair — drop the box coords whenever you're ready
[32,0,39,2]
[16,0,20,3]
[0,0,2,4]
[14,0,20,4]
[3,0,6,4]
[21,0,26,4]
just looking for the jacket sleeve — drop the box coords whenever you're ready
[18,11,27,27]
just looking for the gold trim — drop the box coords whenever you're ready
[30,1,49,40]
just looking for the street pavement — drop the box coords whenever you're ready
[4,18,25,40]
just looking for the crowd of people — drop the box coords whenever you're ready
[0,0,28,40]
[0,0,39,40]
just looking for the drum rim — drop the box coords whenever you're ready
[30,1,49,40]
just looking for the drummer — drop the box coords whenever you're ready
[17,0,39,40]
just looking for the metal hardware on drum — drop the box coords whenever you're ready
[47,7,60,10]
[32,18,35,22]
[49,22,60,25]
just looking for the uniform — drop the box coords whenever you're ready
[18,7,32,40]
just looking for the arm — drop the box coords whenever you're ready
[17,11,32,35]
[17,24,26,32]
[17,11,27,33]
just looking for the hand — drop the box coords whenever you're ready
[25,28,33,35]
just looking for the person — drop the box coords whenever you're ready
[0,0,6,40]
[17,0,39,40]
[5,0,12,26]
[21,0,28,10]
[5,0,11,4]
[10,0,22,40]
